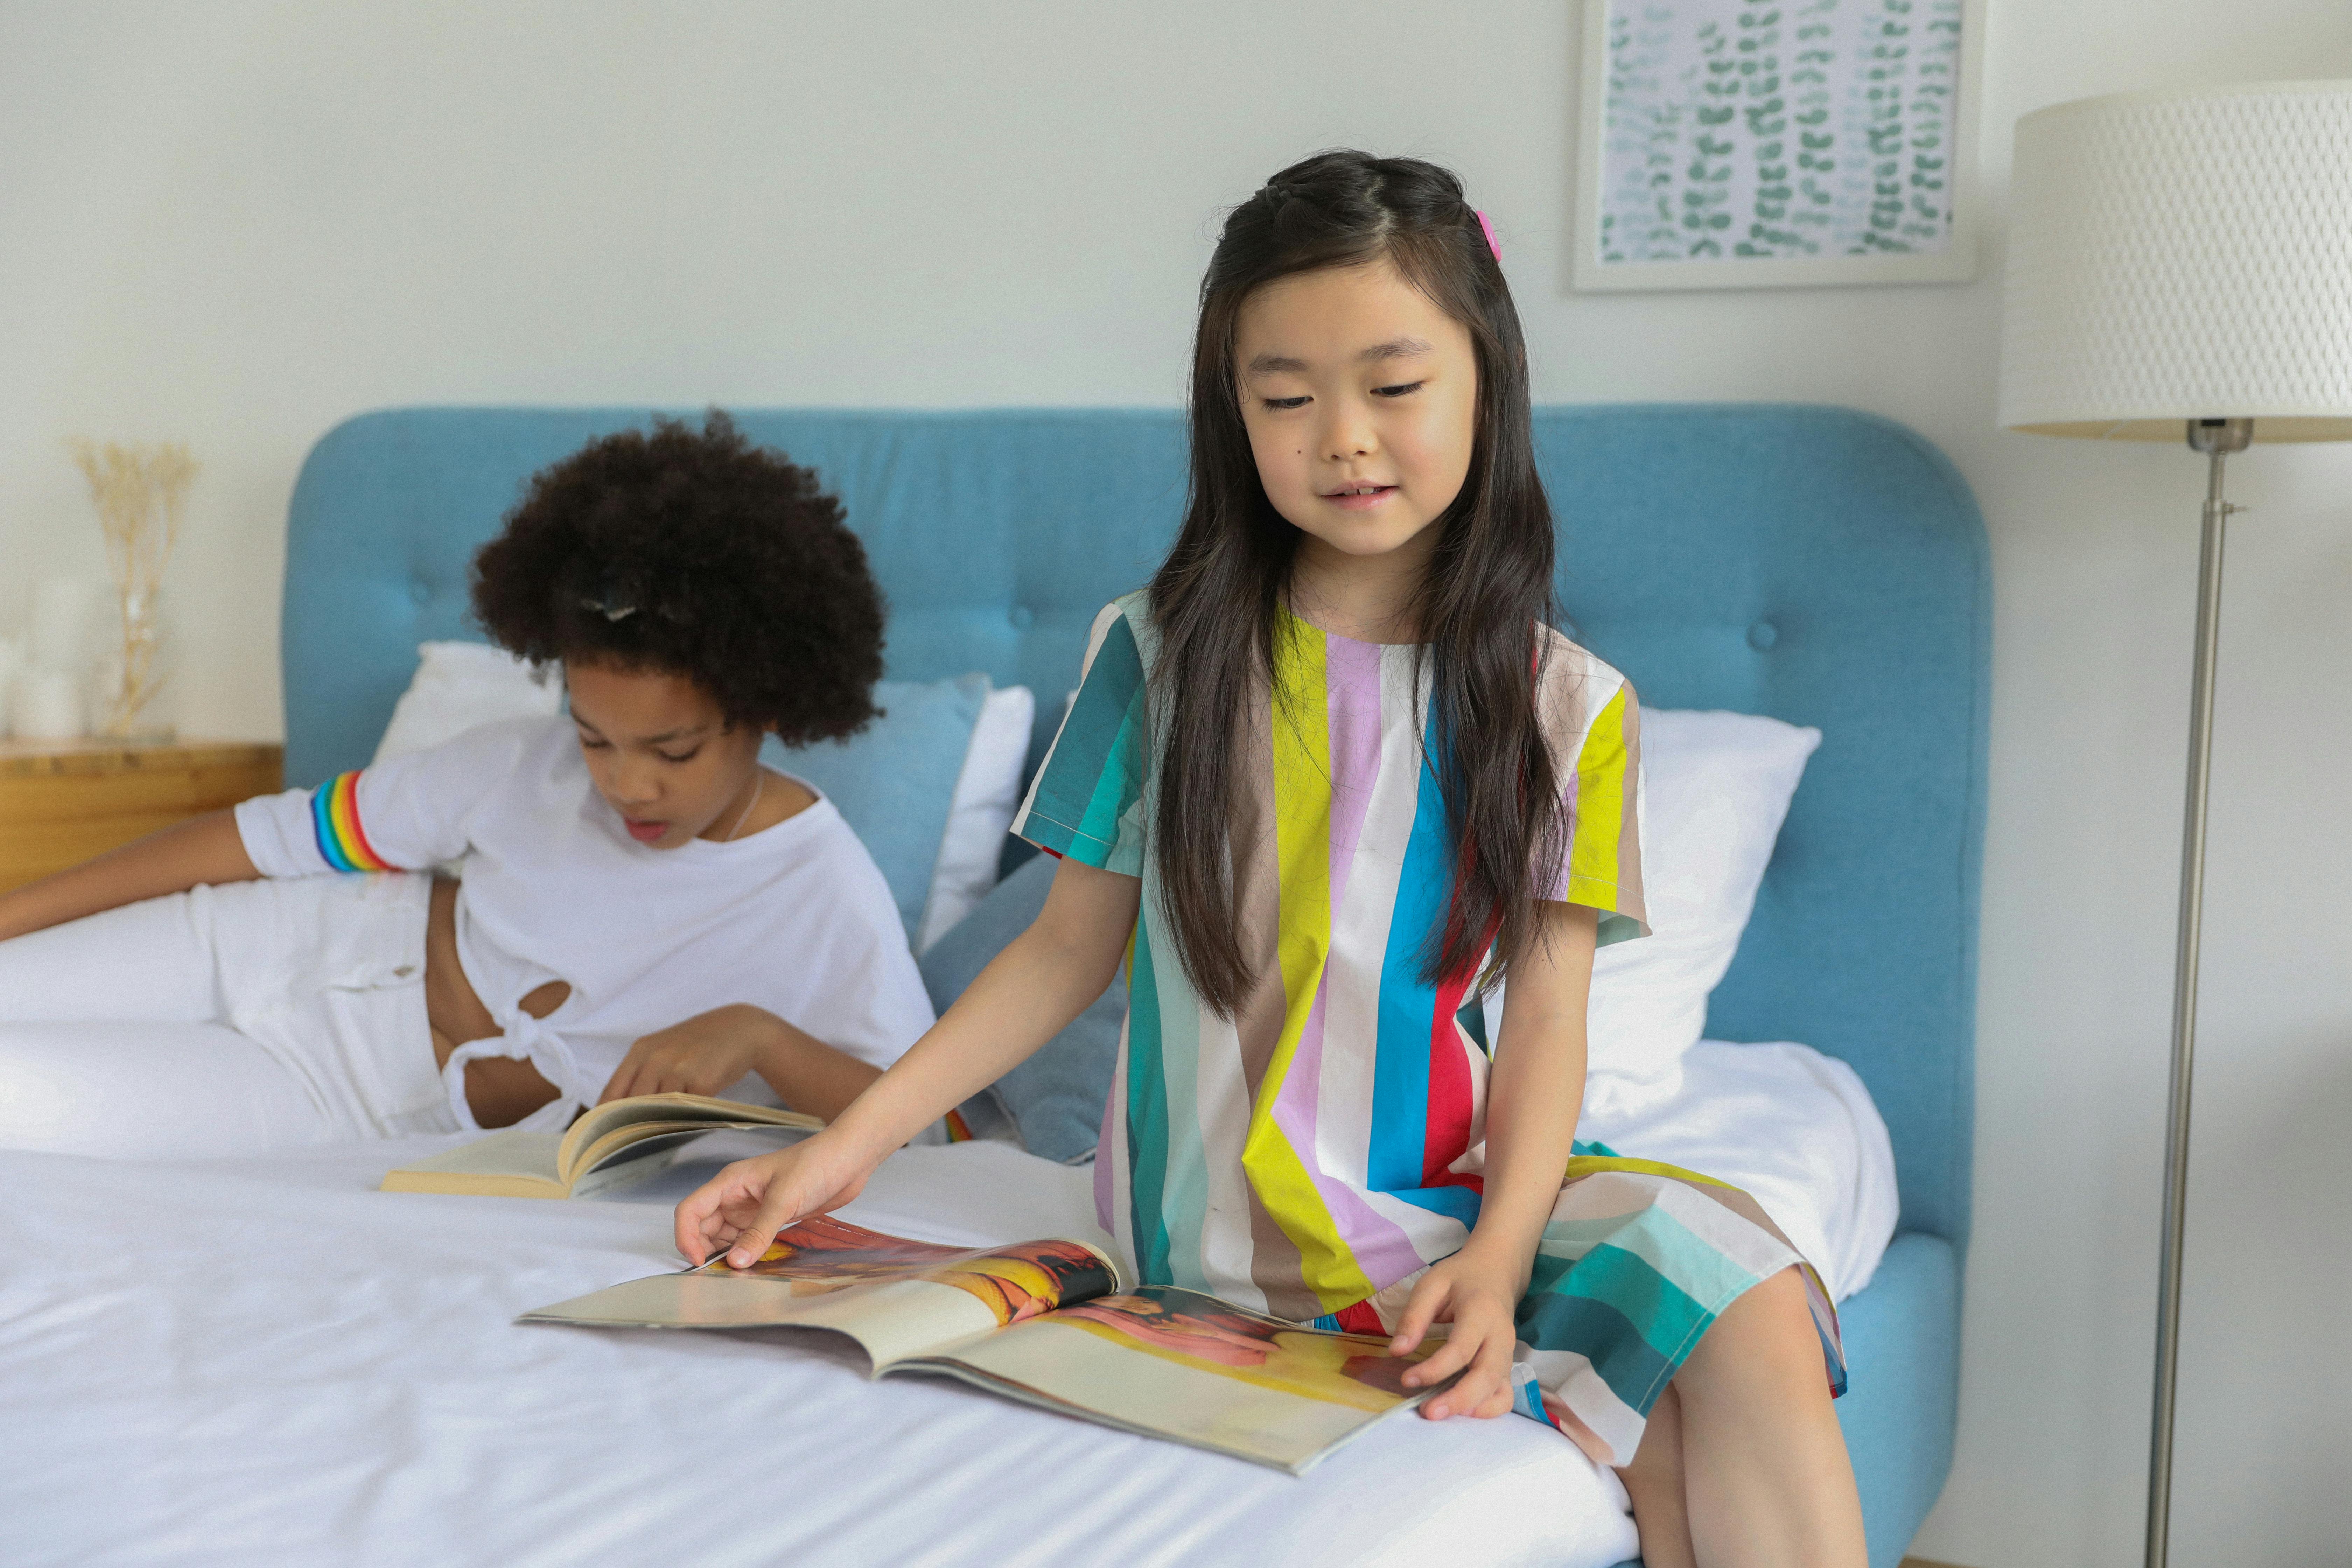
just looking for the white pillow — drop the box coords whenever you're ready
[373,642,562,763]
[916,684,1036,951]
[1483,708,1821,1117]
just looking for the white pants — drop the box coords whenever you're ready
[0,875,459,1159]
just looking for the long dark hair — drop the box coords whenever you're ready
[1148,150,1564,1016]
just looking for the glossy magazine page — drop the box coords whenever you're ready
[523,1217,1446,1471]
[909,1284,1443,1474]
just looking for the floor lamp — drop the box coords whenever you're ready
[1996,81,2352,1568]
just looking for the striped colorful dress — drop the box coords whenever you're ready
[1010,594,1842,1465]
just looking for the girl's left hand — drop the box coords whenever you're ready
[598,1004,782,1104]
[1388,1248,1525,1421]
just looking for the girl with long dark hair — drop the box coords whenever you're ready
[679,153,1864,1566]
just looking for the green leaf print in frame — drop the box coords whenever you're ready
[1573,0,1982,291]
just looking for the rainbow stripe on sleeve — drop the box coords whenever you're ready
[308,771,395,872]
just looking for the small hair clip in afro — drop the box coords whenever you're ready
[580,578,639,622]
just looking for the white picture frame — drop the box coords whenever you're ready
[1573,0,1985,292]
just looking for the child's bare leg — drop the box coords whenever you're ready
[1618,1382,1695,1568]
[1674,1266,1866,1568]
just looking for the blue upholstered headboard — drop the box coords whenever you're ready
[282,405,1987,1247]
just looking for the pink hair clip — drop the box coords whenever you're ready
[1476,209,1502,262]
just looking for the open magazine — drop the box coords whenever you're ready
[521,1214,1449,1474]
[381,1093,820,1199]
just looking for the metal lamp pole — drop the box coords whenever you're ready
[2144,414,2250,1568]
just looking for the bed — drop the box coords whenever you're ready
[4,405,1986,1566]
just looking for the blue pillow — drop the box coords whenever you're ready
[917,853,1127,1164]
[764,673,987,943]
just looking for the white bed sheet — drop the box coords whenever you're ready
[0,1140,1637,1568]
[0,1038,1893,1568]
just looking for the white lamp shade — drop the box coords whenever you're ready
[1999,81,2352,442]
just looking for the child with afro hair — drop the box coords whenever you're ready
[0,414,937,1154]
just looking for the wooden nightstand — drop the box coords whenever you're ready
[0,740,284,895]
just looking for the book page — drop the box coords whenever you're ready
[911,1286,1442,1474]
[520,1271,1009,1365]
[556,1093,821,1183]
[519,1216,1122,1365]
[565,1129,724,1198]
[712,1214,1122,1315]
[567,1121,810,1192]
[386,1128,564,1184]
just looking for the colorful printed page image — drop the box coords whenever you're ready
[923,1286,1446,1473]
[720,1214,1114,1324]
[523,1217,1123,1366]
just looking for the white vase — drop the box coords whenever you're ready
[94,589,171,740]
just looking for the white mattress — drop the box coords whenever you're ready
[0,1040,1892,1568]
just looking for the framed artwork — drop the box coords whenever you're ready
[1573,0,1984,291]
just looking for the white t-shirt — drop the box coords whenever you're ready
[235,716,934,1121]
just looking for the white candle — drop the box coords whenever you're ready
[15,668,85,742]
[0,635,20,737]
[29,577,98,673]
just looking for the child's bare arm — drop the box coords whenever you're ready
[676,854,1139,1265]
[825,855,1137,1152]
[595,1004,886,1121]
[0,809,261,942]
[1390,899,1597,1420]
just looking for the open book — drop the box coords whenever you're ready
[380,1093,820,1199]
[521,1214,1449,1474]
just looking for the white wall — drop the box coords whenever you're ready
[5,2,2348,1562]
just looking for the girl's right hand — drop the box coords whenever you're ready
[673,1130,875,1267]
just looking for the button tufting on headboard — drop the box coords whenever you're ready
[1747,621,1779,651]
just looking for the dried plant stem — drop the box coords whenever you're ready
[69,438,197,739]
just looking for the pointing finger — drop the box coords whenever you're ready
[1406,1326,1480,1393]
[1389,1276,1451,1357]
[724,1184,802,1269]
